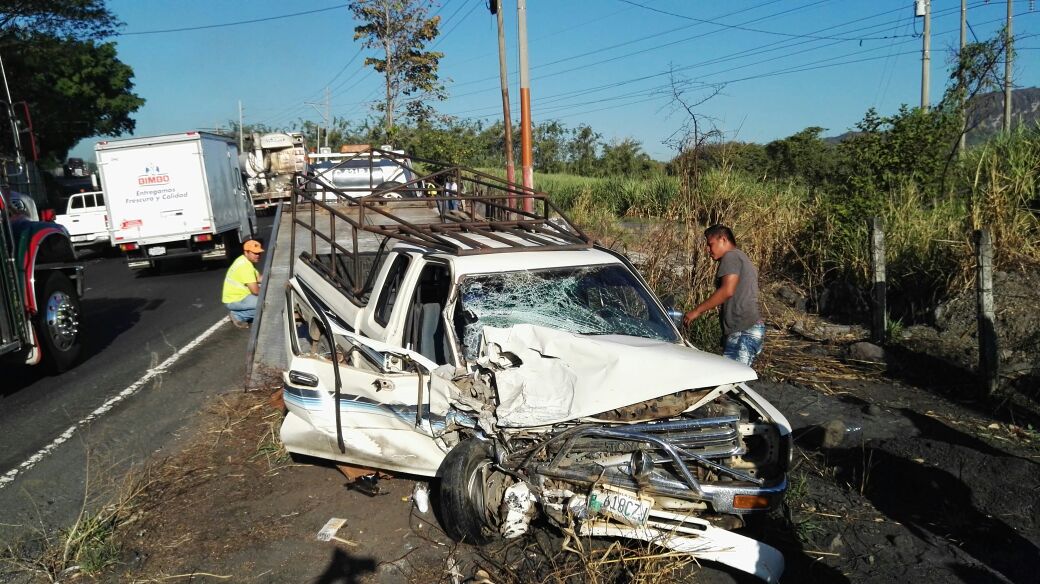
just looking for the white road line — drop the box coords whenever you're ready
[0,316,231,490]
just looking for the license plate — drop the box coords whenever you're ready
[147,246,166,257]
[71,235,89,242]
[587,487,654,527]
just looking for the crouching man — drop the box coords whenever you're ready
[223,239,264,328]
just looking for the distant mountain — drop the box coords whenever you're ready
[823,87,1040,145]
[965,86,1040,144]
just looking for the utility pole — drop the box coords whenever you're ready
[1004,0,1013,132]
[492,0,516,192]
[919,0,931,111]
[306,89,331,152]
[325,86,331,150]
[518,0,534,212]
[959,0,967,156]
[238,100,244,152]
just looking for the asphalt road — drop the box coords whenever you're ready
[0,216,274,542]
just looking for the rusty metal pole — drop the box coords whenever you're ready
[492,1,513,217]
[494,2,516,192]
[518,0,534,213]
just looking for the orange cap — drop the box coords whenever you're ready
[243,240,264,253]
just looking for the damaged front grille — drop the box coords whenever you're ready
[559,415,744,461]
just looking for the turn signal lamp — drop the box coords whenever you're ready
[732,495,772,510]
[193,233,213,242]
[119,243,139,251]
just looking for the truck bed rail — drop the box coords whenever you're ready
[289,150,592,298]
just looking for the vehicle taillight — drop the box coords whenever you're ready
[193,234,213,242]
[119,243,139,251]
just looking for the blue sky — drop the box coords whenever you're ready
[70,0,1040,161]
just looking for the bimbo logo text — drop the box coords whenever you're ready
[138,164,170,186]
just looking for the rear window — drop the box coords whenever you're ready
[70,197,84,209]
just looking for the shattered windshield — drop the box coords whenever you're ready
[455,264,679,360]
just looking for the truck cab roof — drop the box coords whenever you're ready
[392,238,620,277]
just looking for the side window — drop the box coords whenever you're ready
[70,196,84,209]
[374,254,410,327]
[96,193,105,206]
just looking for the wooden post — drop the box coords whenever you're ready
[869,218,887,343]
[975,229,1000,396]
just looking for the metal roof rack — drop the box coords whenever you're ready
[288,148,592,297]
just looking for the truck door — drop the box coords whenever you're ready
[228,144,255,239]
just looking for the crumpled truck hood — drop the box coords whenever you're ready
[479,324,758,428]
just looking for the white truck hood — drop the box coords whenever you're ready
[479,324,757,427]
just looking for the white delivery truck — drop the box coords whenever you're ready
[95,131,257,270]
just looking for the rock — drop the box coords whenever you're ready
[808,345,831,357]
[819,323,853,337]
[849,341,885,362]
[821,419,848,448]
[777,285,808,311]
[829,534,844,551]
[865,404,883,416]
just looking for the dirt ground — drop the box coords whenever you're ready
[7,276,1040,584]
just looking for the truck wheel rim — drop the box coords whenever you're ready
[45,292,79,351]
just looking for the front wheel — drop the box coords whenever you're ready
[438,439,509,545]
[34,272,82,372]
[374,180,411,199]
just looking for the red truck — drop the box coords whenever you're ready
[0,98,84,372]
[0,185,83,371]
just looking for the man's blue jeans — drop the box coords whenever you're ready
[722,322,765,366]
[226,295,258,323]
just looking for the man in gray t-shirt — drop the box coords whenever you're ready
[683,225,765,366]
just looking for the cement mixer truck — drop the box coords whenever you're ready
[240,132,307,211]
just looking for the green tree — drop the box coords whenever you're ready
[566,124,599,176]
[0,1,142,163]
[3,36,143,163]
[0,0,118,42]
[765,127,835,188]
[350,0,444,140]
[599,138,652,177]
[532,120,567,173]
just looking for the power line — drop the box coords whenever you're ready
[445,7,1022,123]
[116,3,349,36]
[446,0,990,107]
[617,0,912,42]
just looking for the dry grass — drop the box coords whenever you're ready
[1,460,156,582]
[468,533,706,584]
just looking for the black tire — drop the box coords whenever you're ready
[374,180,411,199]
[34,272,82,372]
[223,231,243,265]
[438,439,506,545]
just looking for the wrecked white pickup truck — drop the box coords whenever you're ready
[279,156,791,582]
